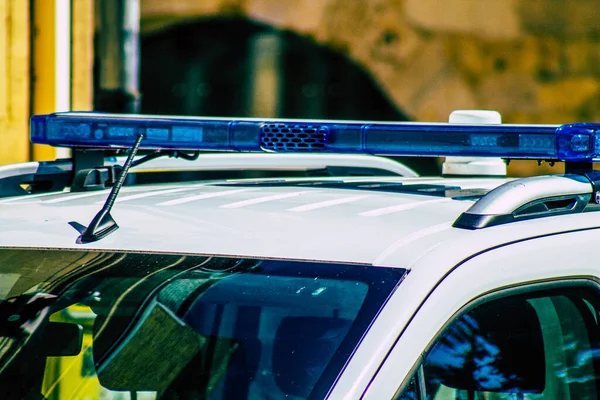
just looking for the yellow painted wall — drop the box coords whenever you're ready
[32,0,95,161]
[31,0,62,161]
[72,0,94,112]
[0,0,94,165]
[0,0,30,165]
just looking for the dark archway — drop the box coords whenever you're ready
[139,17,408,120]
[136,18,438,174]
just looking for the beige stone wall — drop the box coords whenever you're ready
[141,0,600,126]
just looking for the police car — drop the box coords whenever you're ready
[2,110,600,400]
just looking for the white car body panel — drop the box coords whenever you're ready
[361,228,600,399]
[0,177,507,264]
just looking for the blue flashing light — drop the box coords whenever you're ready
[556,123,600,162]
[29,112,600,162]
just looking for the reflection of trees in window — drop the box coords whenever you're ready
[399,290,600,400]
[424,296,546,397]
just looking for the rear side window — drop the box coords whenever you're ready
[399,285,600,400]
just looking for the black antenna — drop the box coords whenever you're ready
[80,134,144,243]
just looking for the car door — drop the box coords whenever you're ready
[362,228,600,399]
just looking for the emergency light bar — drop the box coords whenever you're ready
[30,112,600,162]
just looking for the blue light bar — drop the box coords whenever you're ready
[30,112,600,162]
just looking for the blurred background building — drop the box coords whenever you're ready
[2,0,600,175]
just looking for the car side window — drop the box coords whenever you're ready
[398,286,600,400]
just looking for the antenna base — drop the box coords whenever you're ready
[80,210,119,243]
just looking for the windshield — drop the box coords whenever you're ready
[0,249,406,400]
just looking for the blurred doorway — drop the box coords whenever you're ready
[138,18,408,122]
[112,17,439,174]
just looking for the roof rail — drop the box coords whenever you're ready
[453,174,600,229]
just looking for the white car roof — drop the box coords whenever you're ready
[3,170,600,274]
[0,176,505,264]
